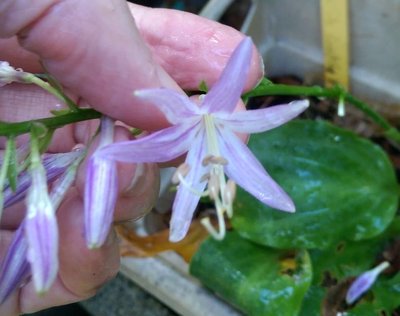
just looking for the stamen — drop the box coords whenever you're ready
[202,155,228,166]
[171,163,190,184]
[201,216,225,240]
[172,163,208,197]
[200,173,210,182]
[208,174,220,200]
[223,180,237,204]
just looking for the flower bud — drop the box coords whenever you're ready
[4,150,82,208]
[25,159,59,294]
[346,261,390,304]
[0,223,30,304]
[84,117,118,248]
[0,61,26,87]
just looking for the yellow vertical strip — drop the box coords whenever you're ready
[320,0,349,89]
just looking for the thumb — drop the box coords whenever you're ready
[0,0,179,130]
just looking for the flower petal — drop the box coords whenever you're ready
[4,150,83,208]
[0,222,30,304]
[84,157,118,248]
[25,162,59,293]
[25,206,59,293]
[169,129,208,242]
[218,127,295,212]
[346,261,390,305]
[216,100,309,133]
[98,122,201,163]
[134,89,200,124]
[202,37,253,113]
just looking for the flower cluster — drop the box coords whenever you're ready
[0,36,307,302]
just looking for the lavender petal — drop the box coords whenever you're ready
[0,223,30,304]
[219,127,295,212]
[217,100,309,133]
[98,122,201,163]
[170,129,208,242]
[134,89,200,124]
[84,157,118,248]
[203,37,252,114]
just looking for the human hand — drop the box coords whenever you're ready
[0,1,263,315]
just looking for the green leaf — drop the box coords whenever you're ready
[233,120,398,249]
[299,218,400,315]
[198,80,209,93]
[190,232,312,316]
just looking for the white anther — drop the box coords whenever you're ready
[171,163,190,184]
[202,155,228,166]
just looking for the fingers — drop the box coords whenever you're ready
[0,1,263,131]
[1,0,179,130]
[129,3,263,91]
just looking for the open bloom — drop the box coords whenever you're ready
[99,37,308,242]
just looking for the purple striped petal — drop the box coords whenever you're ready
[4,151,82,208]
[170,129,208,242]
[216,100,309,133]
[0,148,83,303]
[84,156,118,248]
[134,89,200,124]
[202,37,253,114]
[0,223,30,304]
[346,261,390,305]
[25,164,58,293]
[98,122,201,163]
[218,127,295,212]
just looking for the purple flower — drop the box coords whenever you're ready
[98,37,308,242]
[0,223,30,304]
[346,261,390,305]
[3,151,82,208]
[25,154,59,294]
[84,117,118,249]
[0,149,84,302]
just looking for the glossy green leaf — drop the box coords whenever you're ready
[233,120,398,249]
[190,232,312,316]
[299,218,400,315]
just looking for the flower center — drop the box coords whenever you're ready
[172,114,236,240]
[200,115,236,240]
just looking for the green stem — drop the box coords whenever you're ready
[27,75,79,112]
[0,138,13,216]
[244,83,400,143]
[0,108,101,137]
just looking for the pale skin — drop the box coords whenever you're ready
[0,1,263,315]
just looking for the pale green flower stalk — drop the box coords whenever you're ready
[0,61,78,111]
